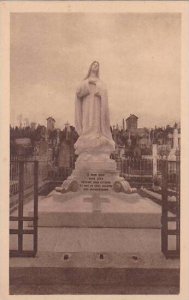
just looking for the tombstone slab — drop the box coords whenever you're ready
[28,191,165,228]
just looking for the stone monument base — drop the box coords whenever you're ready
[45,157,155,228]
[55,158,136,194]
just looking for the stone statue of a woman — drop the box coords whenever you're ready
[74,61,115,164]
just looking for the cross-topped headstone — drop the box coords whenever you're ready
[83,193,109,213]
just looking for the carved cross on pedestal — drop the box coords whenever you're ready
[83,193,109,213]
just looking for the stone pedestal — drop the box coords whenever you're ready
[56,157,136,194]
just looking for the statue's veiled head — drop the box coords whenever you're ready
[85,61,100,79]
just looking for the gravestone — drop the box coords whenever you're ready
[58,140,71,168]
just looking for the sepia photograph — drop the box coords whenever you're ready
[1,1,189,298]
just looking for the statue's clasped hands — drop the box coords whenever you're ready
[88,79,96,85]
[94,91,101,98]
[88,79,101,98]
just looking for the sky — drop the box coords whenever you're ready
[10,13,181,129]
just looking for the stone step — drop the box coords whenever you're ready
[10,251,179,294]
[35,211,161,228]
[9,284,179,295]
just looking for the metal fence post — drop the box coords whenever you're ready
[161,159,168,254]
[18,160,24,253]
[176,153,180,254]
[33,160,38,256]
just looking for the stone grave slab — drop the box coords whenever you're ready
[28,191,164,228]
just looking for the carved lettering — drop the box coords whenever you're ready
[80,173,112,192]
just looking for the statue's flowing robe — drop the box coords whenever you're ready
[74,78,115,155]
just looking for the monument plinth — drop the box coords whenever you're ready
[55,161,135,194]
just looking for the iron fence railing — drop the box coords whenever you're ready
[116,157,179,188]
[117,158,154,188]
[118,158,153,176]
[10,156,72,201]
[161,158,180,258]
[10,160,38,257]
[10,156,50,197]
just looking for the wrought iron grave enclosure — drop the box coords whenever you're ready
[9,157,180,258]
